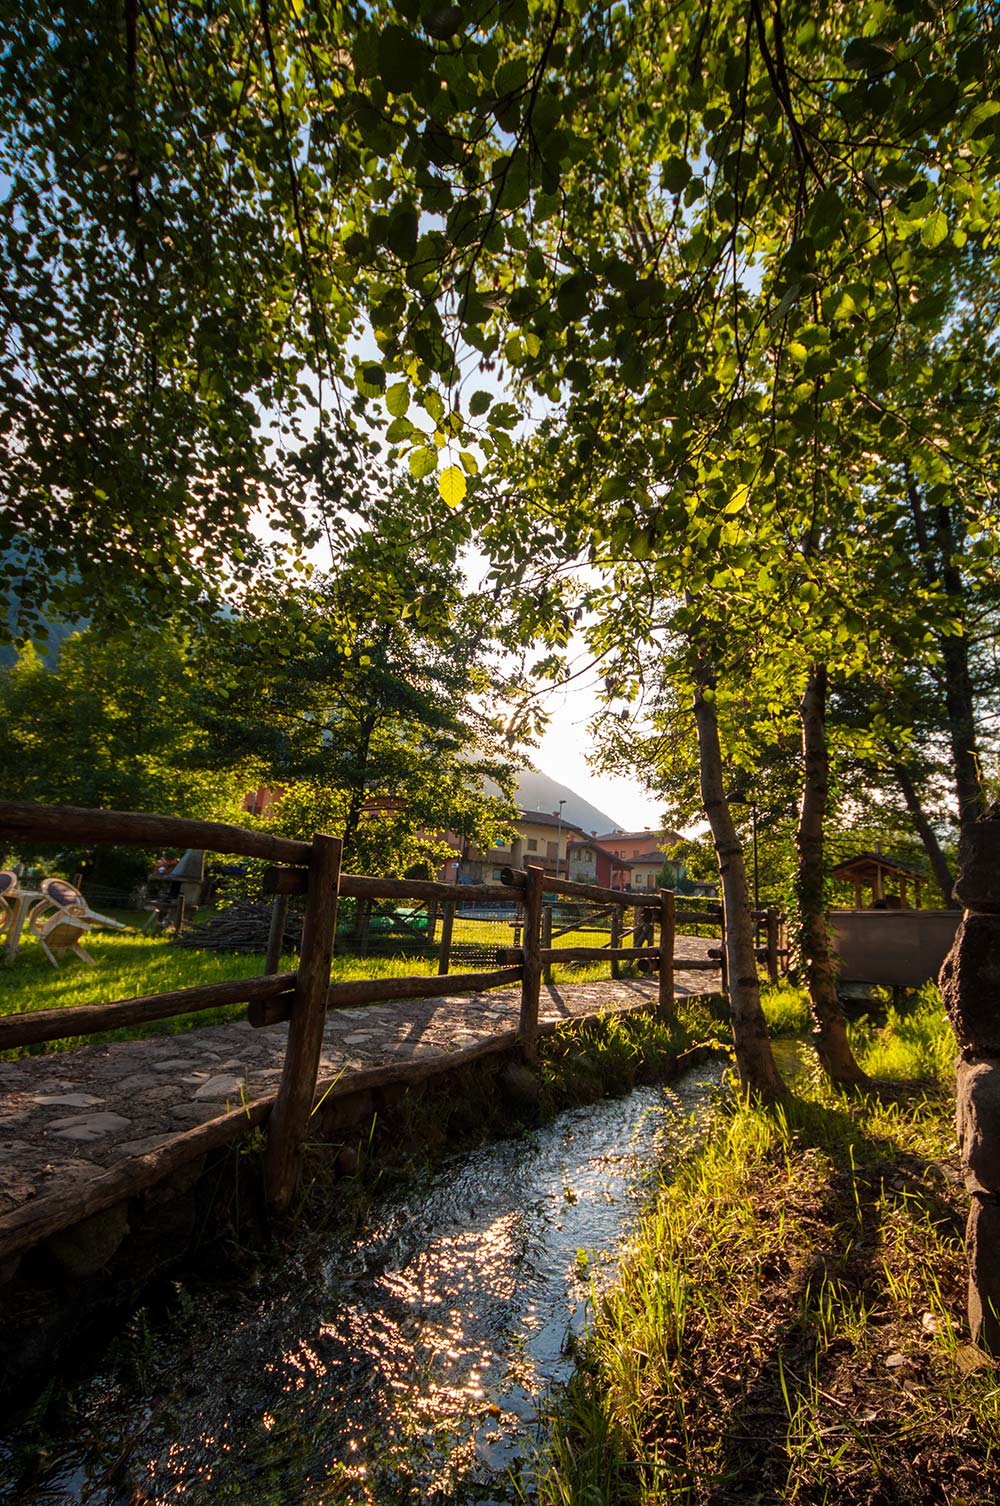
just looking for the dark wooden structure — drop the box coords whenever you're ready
[831,852,924,910]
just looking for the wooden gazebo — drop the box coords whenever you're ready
[831,852,924,910]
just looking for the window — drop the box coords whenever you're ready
[546,841,557,859]
[527,838,538,851]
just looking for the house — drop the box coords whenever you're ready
[594,828,688,892]
[458,808,590,884]
[566,838,633,890]
[595,827,684,863]
[626,850,669,893]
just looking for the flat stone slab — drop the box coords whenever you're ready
[28,1093,105,1108]
[46,1112,133,1142]
[0,942,720,1226]
[192,1073,247,1101]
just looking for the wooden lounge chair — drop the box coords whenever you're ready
[0,870,18,940]
[28,878,127,967]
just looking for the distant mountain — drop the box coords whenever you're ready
[510,769,622,837]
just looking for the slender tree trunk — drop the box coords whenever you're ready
[691,648,787,1103]
[934,499,983,825]
[906,473,983,825]
[340,711,378,862]
[890,758,958,907]
[796,664,869,1088]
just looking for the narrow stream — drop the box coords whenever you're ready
[2,1062,723,1506]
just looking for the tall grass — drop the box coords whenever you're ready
[849,982,957,1083]
[759,981,812,1037]
[532,995,986,1506]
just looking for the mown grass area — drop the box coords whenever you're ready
[0,915,659,1060]
[534,990,994,1506]
[0,928,449,1060]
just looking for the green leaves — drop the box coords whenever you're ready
[409,447,437,481]
[355,363,385,398]
[386,382,410,418]
[920,209,949,249]
[378,26,421,94]
[661,155,692,194]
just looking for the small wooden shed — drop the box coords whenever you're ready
[831,852,924,910]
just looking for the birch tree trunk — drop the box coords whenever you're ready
[691,649,787,1103]
[796,664,869,1088]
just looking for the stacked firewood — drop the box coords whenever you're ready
[171,901,303,954]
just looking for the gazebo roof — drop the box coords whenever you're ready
[831,852,924,883]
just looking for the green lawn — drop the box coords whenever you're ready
[0,916,644,1060]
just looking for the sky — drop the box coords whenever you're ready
[528,662,666,831]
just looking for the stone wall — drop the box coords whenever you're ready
[940,817,1000,1351]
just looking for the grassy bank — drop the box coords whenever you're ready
[535,989,997,1505]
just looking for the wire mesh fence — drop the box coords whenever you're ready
[335,896,520,970]
[64,875,729,985]
[168,890,728,980]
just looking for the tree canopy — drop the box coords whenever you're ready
[5,0,1000,1091]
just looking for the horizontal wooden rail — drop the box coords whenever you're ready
[339,876,520,906]
[264,864,723,921]
[540,945,664,963]
[263,867,526,906]
[500,866,723,918]
[248,965,525,1028]
[0,973,296,1051]
[0,800,312,865]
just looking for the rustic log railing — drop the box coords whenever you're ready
[0,799,731,1247]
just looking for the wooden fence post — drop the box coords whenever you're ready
[519,864,544,1061]
[264,833,342,1213]
[427,899,439,945]
[437,901,455,976]
[264,894,289,975]
[610,907,621,980]
[765,907,779,985]
[659,889,675,1012]
[542,904,553,985]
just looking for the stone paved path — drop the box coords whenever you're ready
[0,945,719,1220]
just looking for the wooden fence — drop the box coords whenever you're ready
[0,799,735,1258]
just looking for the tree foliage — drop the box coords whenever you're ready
[0,628,254,818]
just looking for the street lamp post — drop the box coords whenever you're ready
[554,799,566,878]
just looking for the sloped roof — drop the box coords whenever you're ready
[832,852,925,880]
[594,828,684,846]
[566,837,632,868]
[517,807,589,836]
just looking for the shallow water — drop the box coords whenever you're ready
[2,1063,722,1506]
